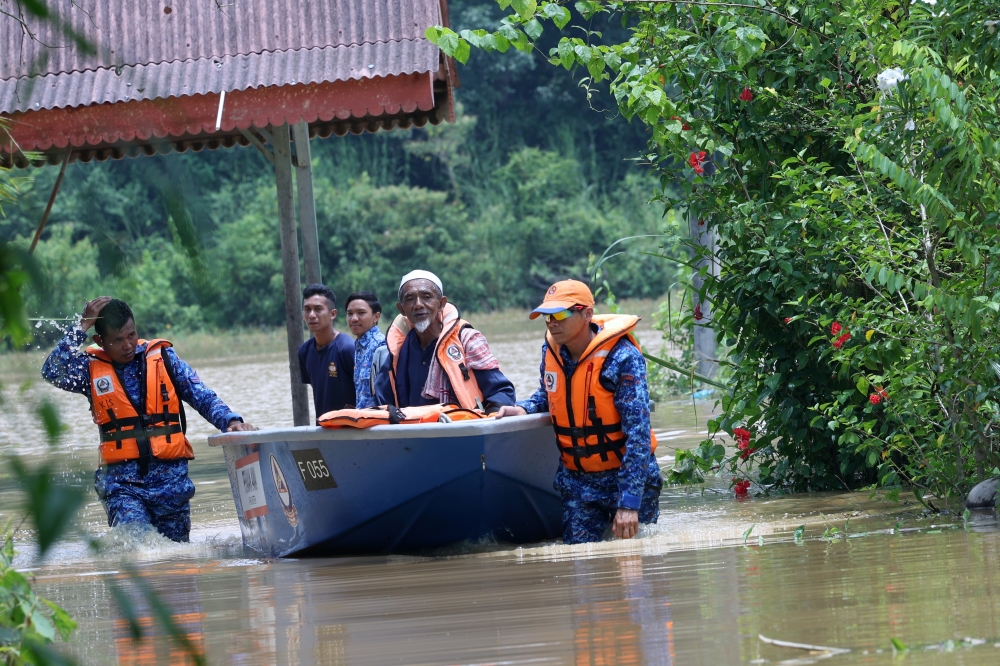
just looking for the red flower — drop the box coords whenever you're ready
[832,332,851,349]
[870,385,888,405]
[670,116,691,130]
[739,86,753,102]
[733,427,751,449]
[689,151,707,175]
[733,479,751,496]
[693,303,704,321]
[831,321,843,336]
[784,317,792,324]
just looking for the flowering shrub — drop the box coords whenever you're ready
[432,0,1000,500]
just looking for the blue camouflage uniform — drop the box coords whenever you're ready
[42,325,242,542]
[353,325,386,409]
[518,326,662,544]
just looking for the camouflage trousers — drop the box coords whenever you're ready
[554,464,663,545]
[94,458,196,543]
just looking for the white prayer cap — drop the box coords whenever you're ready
[398,270,444,299]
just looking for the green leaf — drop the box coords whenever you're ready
[10,458,84,559]
[37,400,64,446]
[891,638,908,652]
[556,38,575,69]
[575,0,601,19]
[742,524,755,544]
[856,376,870,396]
[524,18,543,40]
[544,3,571,29]
[454,39,471,64]
[31,607,56,642]
[794,525,806,540]
[512,0,537,19]
[42,599,77,642]
[424,26,444,44]
[430,27,460,57]
[107,579,144,641]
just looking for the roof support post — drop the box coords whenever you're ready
[274,123,310,426]
[292,121,322,286]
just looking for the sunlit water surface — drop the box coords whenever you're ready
[2,324,1000,665]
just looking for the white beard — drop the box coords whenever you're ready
[413,318,431,334]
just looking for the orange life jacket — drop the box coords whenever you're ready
[384,303,485,410]
[86,339,193,465]
[318,403,489,428]
[544,314,658,473]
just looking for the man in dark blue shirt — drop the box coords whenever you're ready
[298,284,356,421]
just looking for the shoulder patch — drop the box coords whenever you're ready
[446,344,463,362]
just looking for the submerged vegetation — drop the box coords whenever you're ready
[433,0,1000,500]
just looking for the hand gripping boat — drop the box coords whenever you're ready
[208,414,562,557]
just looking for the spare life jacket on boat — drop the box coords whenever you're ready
[544,314,658,473]
[384,303,485,410]
[318,403,489,428]
[86,339,193,465]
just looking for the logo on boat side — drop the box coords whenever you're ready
[270,454,299,527]
[235,452,268,520]
[94,376,114,396]
[544,371,558,392]
[446,344,462,362]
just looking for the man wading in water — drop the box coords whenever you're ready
[495,280,663,544]
[42,297,256,542]
[374,270,516,412]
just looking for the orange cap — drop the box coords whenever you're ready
[529,280,595,319]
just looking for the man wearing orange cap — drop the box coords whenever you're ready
[496,280,662,544]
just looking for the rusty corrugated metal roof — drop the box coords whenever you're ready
[0,0,442,114]
[2,40,439,114]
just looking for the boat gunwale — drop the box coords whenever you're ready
[207,413,553,447]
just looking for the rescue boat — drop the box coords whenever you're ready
[209,414,562,557]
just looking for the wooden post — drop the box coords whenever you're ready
[690,212,719,380]
[274,123,310,426]
[292,121,322,286]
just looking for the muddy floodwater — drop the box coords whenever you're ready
[3,320,1000,665]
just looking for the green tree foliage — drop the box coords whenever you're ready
[433,0,1000,499]
[11,145,672,336]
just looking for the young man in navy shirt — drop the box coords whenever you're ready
[298,284,356,421]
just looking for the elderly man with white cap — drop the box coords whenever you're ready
[373,270,516,412]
